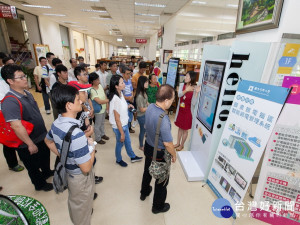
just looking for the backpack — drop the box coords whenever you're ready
[53,125,78,193]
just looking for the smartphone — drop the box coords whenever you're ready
[129,107,137,113]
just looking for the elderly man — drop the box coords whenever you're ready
[140,84,177,214]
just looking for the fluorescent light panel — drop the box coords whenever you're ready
[43,13,66,17]
[81,9,107,13]
[91,17,112,20]
[192,1,207,4]
[138,20,155,24]
[71,25,87,28]
[82,0,100,2]
[22,4,51,8]
[227,4,238,8]
[135,2,166,8]
[135,13,159,17]
[117,38,122,42]
[63,21,79,24]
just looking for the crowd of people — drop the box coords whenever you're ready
[0,52,200,224]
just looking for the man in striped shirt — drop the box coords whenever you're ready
[45,85,95,225]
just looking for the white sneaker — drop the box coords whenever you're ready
[132,120,138,128]
[46,110,51,114]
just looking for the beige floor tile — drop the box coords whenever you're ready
[0,101,269,225]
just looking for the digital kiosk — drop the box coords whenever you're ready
[178,41,272,181]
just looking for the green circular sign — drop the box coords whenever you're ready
[0,195,50,225]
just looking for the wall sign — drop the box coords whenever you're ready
[136,39,147,44]
[0,5,17,19]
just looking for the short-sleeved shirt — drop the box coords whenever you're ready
[106,71,119,88]
[90,86,106,114]
[147,85,158,104]
[68,68,77,82]
[2,88,47,147]
[136,93,148,117]
[109,93,129,128]
[145,104,173,149]
[33,66,43,83]
[42,64,55,89]
[123,78,133,97]
[96,70,107,89]
[46,115,91,175]
[131,72,143,88]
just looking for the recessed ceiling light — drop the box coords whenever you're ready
[81,9,107,13]
[43,13,66,17]
[82,0,100,2]
[227,4,238,8]
[91,17,112,20]
[135,2,166,8]
[126,45,129,48]
[71,25,87,28]
[22,4,51,8]
[191,1,207,4]
[117,38,122,42]
[63,21,79,24]
[135,13,159,17]
[138,20,155,24]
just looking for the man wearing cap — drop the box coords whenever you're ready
[68,81,103,185]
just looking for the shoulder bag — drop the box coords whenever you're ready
[91,88,102,114]
[148,112,172,185]
[0,95,34,148]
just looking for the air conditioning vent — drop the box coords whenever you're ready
[202,36,214,43]
[99,15,112,19]
[91,6,106,11]
[217,32,236,40]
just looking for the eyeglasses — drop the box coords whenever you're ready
[81,73,88,76]
[14,75,27,80]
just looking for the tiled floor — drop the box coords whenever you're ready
[0,90,269,225]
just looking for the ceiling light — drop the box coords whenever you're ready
[81,9,107,13]
[117,38,122,42]
[63,21,79,24]
[71,25,87,28]
[22,4,51,8]
[82,0,100,2]
[138,20,155,24]
[91,17,112,20]
[192,1,207,4]
[135,2,166,8]
[43,13,66,17]
[227,4,238,8]
[135,13,159,17]
[126,45,129,48]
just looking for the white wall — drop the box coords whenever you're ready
[72,30,85,58]
[139,41,149,60]
[149,33,158,61]
[160,17,177,72]
[95,39,100,61]
[87,35,96,66]
[38,16,63,59]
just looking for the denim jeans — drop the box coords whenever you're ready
[42,90,50,110]
[112,125,136,162]
[137,115,146,148]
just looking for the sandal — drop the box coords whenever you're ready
[174,144,180,148]
[176,146,184,151]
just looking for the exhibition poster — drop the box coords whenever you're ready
[197,61,226,132]
[207,80,290,213]
[166,58,179,88]
[273,43,300,86]
[252,76,300,224]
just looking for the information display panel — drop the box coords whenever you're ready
[166,58,180,88]
[196,61,226,132]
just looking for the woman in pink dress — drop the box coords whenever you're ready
[174,71,200,151]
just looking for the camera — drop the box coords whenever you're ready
[129,107,136,113]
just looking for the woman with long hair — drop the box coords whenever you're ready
[109,75,143,167]
[174,71,201,151]
[135,76,149,150]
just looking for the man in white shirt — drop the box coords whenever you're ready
[68,58,77,82]
[42,52,55,93]
[97,61,108,90]
[34,56,51,114]
[49,58,63,89]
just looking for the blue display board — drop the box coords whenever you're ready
[166,58,180,88]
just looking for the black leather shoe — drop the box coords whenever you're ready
[93,193,98,200]
[36,183,53,192]
[152,203,170,214]
[140,186,152,201]
[43,170,55,180]
[95,176,103,184]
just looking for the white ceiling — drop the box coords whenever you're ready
[2,0,239,47]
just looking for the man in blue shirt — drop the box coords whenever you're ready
[45,85,95,225]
